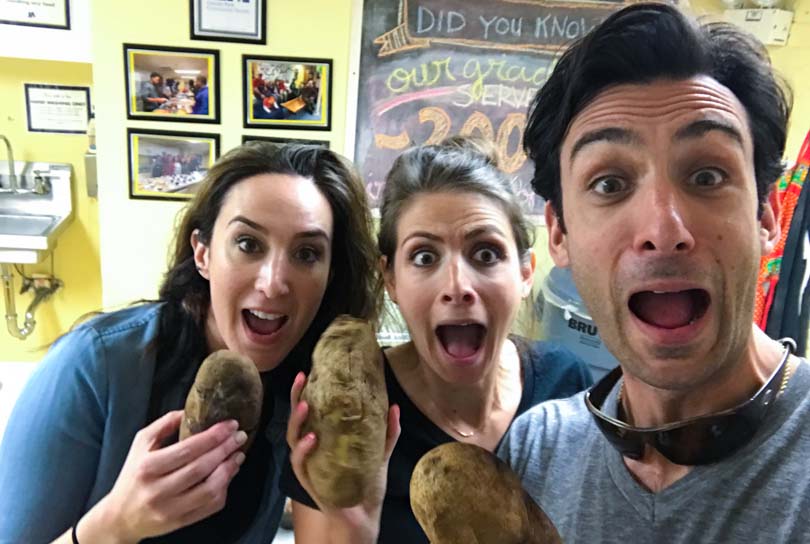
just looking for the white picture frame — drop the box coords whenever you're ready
[190,0,266,44]
[0,0,70,30]
[24,84,90,134]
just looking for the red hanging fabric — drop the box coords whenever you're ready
[754,130,810,329]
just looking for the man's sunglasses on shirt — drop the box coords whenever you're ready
[585,338,796,466]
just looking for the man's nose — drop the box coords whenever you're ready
[631,181,696,255]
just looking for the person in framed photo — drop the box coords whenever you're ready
[192,75,209,116]
[140,72,168,112]
[300,78,319,115]
[0,142,382,544]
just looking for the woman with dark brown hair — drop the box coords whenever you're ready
[0,142,380,543]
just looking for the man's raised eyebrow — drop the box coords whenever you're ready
[570,127,641,161]
[673,119,744,148]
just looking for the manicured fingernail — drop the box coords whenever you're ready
[305,432,316,443]
[227,420,239,431]
[235,452,246,465]
[235,431,248,445]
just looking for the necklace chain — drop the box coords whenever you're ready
[617,343,795,414]
[432,401,485,438]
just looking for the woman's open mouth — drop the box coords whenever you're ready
[628,289,710,330]
[243,309,288,337]
[436,323,486,362]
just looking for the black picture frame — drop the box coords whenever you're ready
[0,0,70,30]
[24,84,91,134]
[243,55,333,131]
[190,0,266,44]
[127,128,220,201]
[241,135,330,148]
[124,43,220,124]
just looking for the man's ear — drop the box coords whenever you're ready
[380,255,397,304]
[521,250,536,298]
[545,202,570,267]
[758,190,780,256]
[191,229,210,280]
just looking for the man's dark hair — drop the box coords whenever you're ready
[524,2,792,229]
[196,75,207,86]
[149,71,161,79]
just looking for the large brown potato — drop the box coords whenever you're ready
[301,315,388,508]
[179,350,263,452]
[410,442,562,544]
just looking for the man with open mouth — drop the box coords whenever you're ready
[499,4,810,543]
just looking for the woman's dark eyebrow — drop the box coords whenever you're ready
[228,215,266,233]
[294,229,331,242]
[228,216,331,242]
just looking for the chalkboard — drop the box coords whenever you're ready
[354,0,626,213]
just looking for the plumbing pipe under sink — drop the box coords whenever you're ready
[1,264,62,339]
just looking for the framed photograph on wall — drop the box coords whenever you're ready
[243,55,332,131]
[124,44,220,124]
[0,0,70,30]
[127,128,219,201]
[190,0,266,44]
[24,84,91,134]
[241,135,330,148]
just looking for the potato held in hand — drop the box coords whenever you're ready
[301,315,388,508]
[179,350,263,452]
[411,442,562,544]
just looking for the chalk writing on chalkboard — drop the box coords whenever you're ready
[354,0,626,214]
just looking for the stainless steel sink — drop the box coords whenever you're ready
[0,214,56,236]
[0,161,73,264]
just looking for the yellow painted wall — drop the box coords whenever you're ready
[689,0,810,162]
[2,0,807,357]
[92,0,356,308]
[770,0,810,161]
[0,57,101,361]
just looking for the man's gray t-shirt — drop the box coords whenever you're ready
[498,358,810,543]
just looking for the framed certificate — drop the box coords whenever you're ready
[0,0,70,29]
[190,0,266,44]
[24,84,90,134]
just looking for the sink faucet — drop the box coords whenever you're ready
[31,171,51,195]
[0,135,18,193]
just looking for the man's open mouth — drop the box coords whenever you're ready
[628,289,710,329]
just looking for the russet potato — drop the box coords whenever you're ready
[301,315,388,508]
[179,350,263,452]
[410,442,562,544]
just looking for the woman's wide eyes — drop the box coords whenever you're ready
[412,250,437,266]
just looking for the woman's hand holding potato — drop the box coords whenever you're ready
[72,410,247,543]
[287,372,401,544]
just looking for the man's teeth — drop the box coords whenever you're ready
[249,310,284,320]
